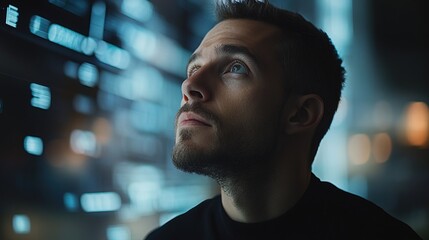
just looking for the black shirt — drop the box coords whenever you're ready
[145,174,422,240]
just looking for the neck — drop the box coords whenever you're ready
[220,149,312,223]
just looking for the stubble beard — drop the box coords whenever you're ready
[172,127,231,181]
[172,123,279,193]
[171,102,281,193]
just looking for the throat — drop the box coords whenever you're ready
[220,170,311,223]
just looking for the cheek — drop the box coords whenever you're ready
[216,78,285,127]
[221,94,271,126]
[225,89,284,129]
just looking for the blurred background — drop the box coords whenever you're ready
[0,0,428,239]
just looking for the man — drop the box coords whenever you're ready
[145,0,422,239]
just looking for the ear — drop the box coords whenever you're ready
[285,94,324,134]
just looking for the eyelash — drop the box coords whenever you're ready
[187,65,200,77]
[226,60,249,74]
[187,60,250,77]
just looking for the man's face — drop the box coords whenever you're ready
[172,19,287,180]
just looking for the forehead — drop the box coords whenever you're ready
[195,19,282,58]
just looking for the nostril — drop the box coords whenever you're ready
[190,90,204,99]
[183,94,189,102]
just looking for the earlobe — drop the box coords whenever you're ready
[285,94,324,134]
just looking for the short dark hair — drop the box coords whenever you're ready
[215,0,346,164]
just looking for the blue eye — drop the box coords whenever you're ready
[229,62,248,74]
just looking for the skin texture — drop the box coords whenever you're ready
[173,19,324,223]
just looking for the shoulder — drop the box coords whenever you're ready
[317,178,394,221]
[144,195,221,240]
[313,175,422,239]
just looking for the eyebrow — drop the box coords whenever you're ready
[186,44,259,72]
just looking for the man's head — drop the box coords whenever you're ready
[215,0,346,162]
[172,0,345,182]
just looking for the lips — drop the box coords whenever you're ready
[178,112,211,127]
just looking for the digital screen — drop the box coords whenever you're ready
[0,0,217,239]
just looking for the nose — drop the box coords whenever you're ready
[181,70,211,104]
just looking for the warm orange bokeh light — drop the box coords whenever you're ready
[92,117,112,144]
[373,133,392,163]
[404,102,429,147]
[348,134,371,165]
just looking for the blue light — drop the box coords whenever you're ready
[6,5,19,28]
[317,0,353,55]
[98,71,127,99]
[12,214,30,234]
[106,225,130,240]
[24,136,44,156]
[113,164,163,215]
[159,212,183,226]
[48,23,85,52]
[48,0,89,16]
[118,23,190,76]
[81,37,98,55]
[64,61,78,78]
[127,181,161,215]
[98,69,165,101]
[80,192,121,212]
[158,185,210,212]
[89,1,106,39]
[121,0,154,23]
[73,94,95,114]
[29,15,50,39]
[129,101,162,133]
[129,67,164,101]
[30,83,51,110]
[95,41,130,69]
[120,25,156,62]
[78,62,98,87]
[70,129,97,156]
[162,79,182,109]
[48,24,97,55]
[64,192,79,211]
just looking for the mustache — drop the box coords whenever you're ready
[175,103,219,127]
